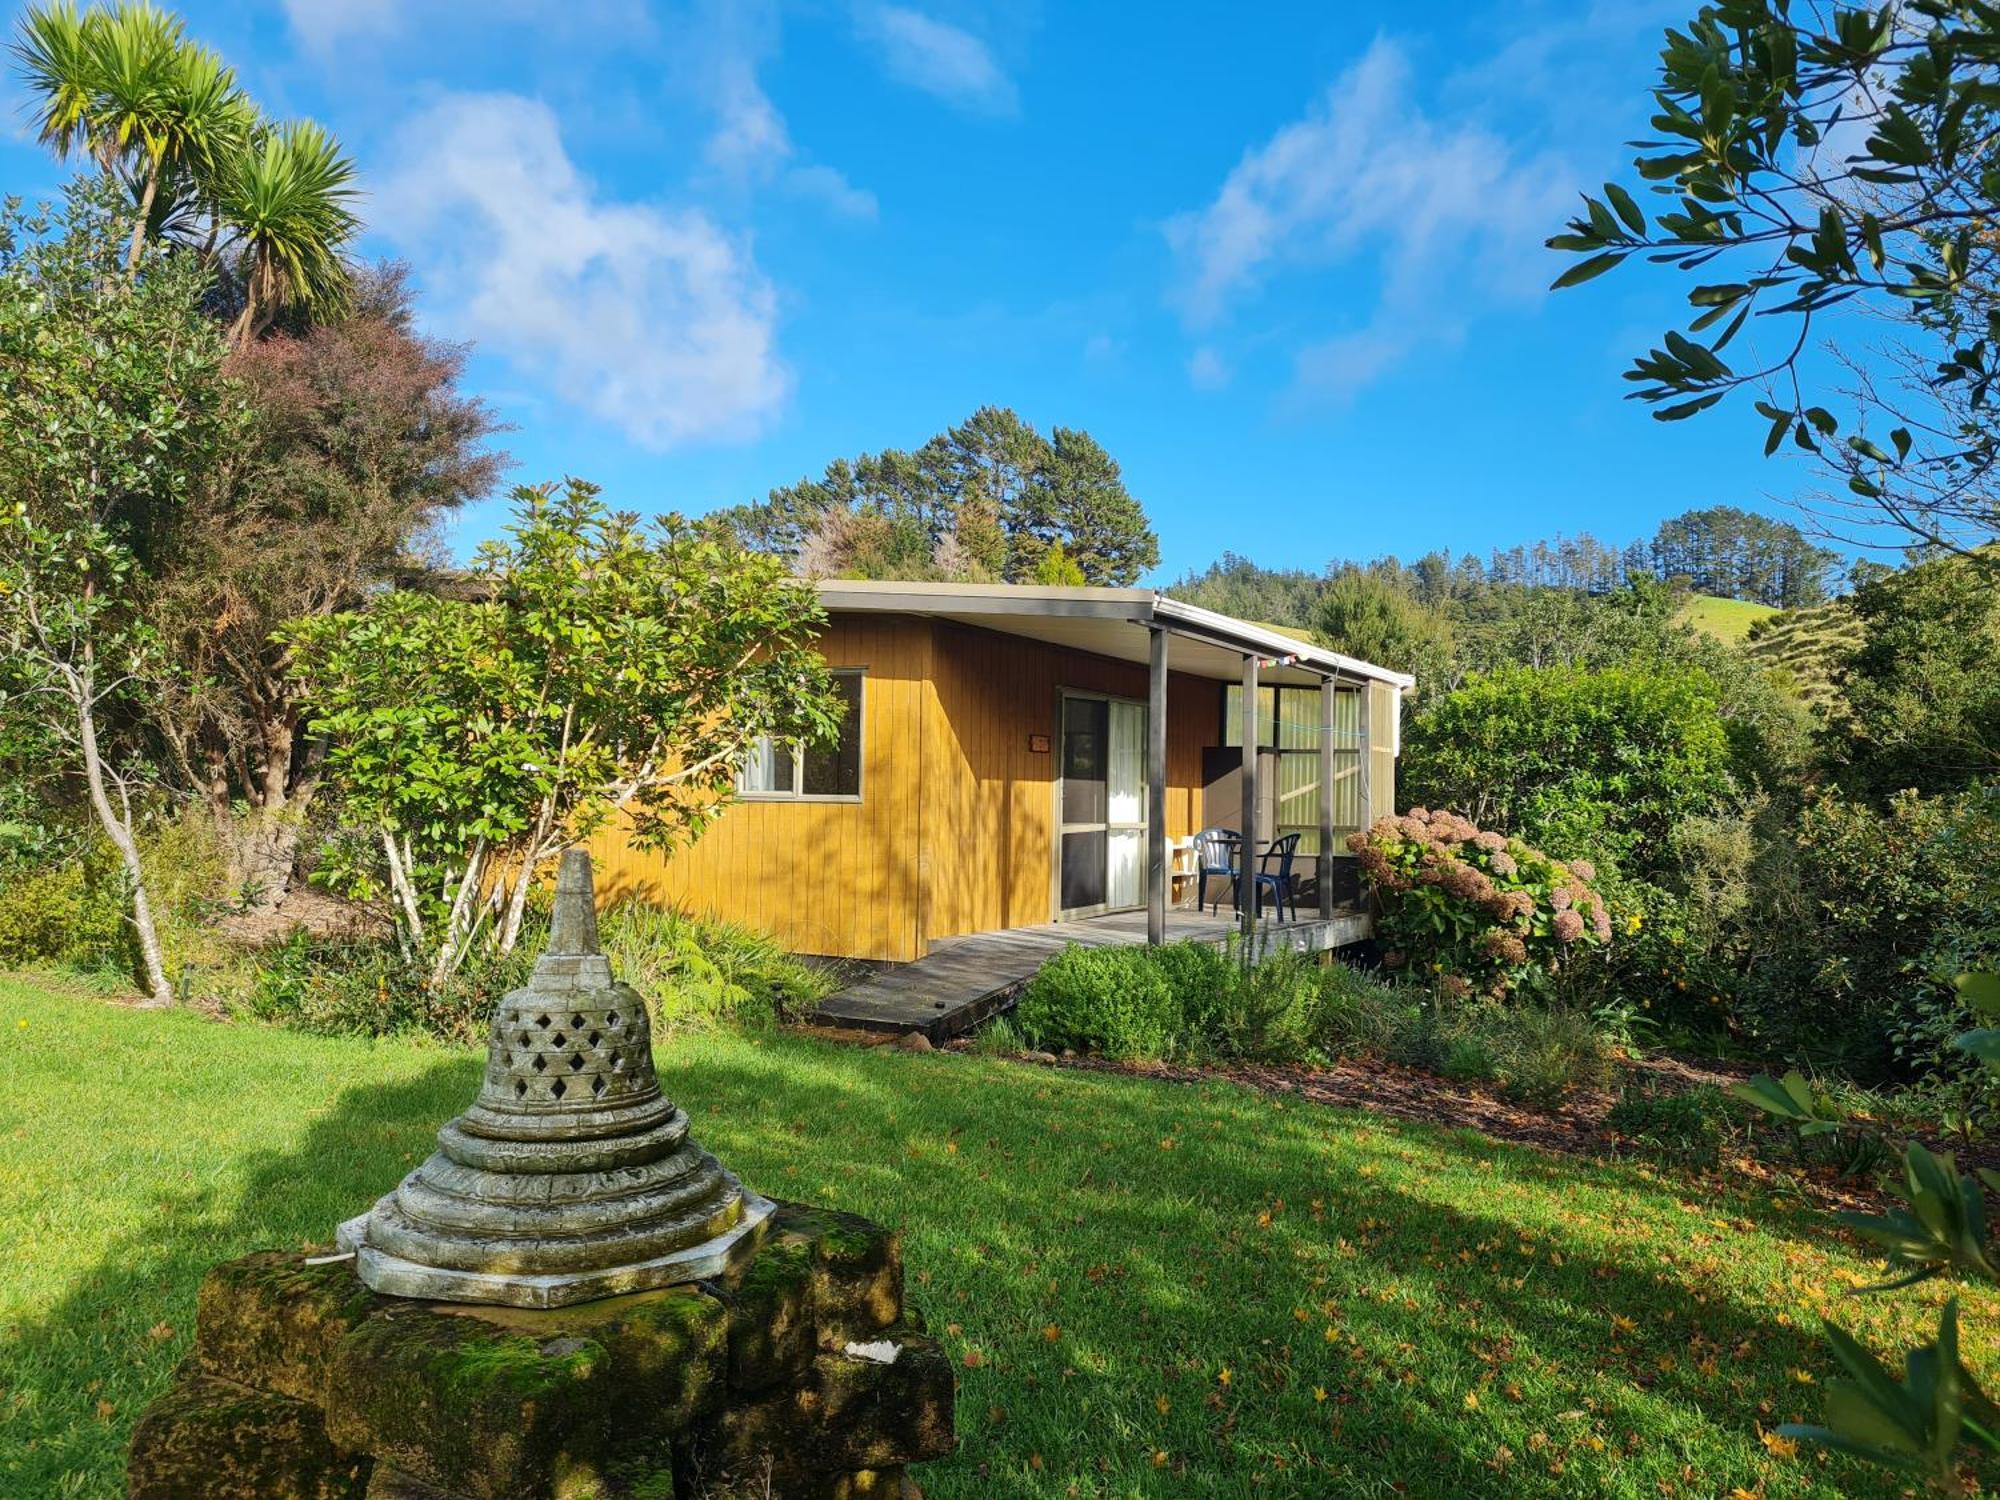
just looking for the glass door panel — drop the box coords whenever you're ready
[1060,695,1148,916]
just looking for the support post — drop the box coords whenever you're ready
[1239,652,1260,949]
[1357,680,1375,831]
[1147,626,1168,946]
[1319,675,1337,920]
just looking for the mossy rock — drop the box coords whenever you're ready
[721,1234,817,1393]
[323,1289,726,1500]
[128,1375,371,1500]
[769,1203,902,1350]
[699,1333,954,1480]
[198,1252,385,1404]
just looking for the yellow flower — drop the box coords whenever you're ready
[1313,1386,1328,1404]
[1217,1367,1232,1387]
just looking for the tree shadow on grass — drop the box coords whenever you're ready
[0,1026,1954,1500]
[0,1059,477,1499]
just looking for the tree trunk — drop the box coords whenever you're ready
[381,826,425,956]
[428,839,488,988]
[75,680,172,1006]
[125,161,160,278]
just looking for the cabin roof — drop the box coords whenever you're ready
[813,579,1416,690]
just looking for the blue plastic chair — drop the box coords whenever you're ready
[1248,833,1302,921]
[1193,827,1242,913]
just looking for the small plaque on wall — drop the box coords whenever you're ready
[1027,733,1051,754]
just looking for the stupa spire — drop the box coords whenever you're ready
[337,850,772,1307]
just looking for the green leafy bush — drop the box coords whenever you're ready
[1401,663,1736,882]
[1350,806,1612,1000]
[1142,938,1239,1052]
[1013,945,1180,1061]
[0,854,126,969]
[1743,785,2000,1081]
[237,901,835,1043]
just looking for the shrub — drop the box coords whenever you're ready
[1401,663,1736,882]
[1350,807,1612,1001]
[598,900,837,1029]
[1478,1006,1614,1107]
[1145,940,1239,1054]
[1312,962,1415,1061]
[1013,945,1180,1061]
[0,854,126,969]
[1742,785,2000,1080]
[1605,1081,1733,1168]
[236,901,834,1044]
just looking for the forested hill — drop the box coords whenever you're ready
[1171,506,1841,631]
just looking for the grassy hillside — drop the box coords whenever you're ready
[6,979,1994,1497]
[1677,593,1778,644]
[1742,598,1862,716]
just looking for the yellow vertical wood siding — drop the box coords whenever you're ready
[585,614,930,961]
[590,612,1394,961]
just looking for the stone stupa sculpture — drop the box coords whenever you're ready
[337,849,773,1307]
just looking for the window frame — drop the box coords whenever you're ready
[738,669,866,804]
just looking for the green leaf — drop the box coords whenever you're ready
[1605,182,1646,234]
[1956,973,2000,1018]
[1551,252,1628,291]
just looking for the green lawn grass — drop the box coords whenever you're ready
[4,978,1995,1498]
[1678,593,1779,645]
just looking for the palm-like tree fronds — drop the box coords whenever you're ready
[11,1,95,159]
[219,118,361,344]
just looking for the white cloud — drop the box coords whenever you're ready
[858,5,1016,115]
[282,0,401,52]
[1187,346,1229,390]
[376,92,789,449]
[784,164,879,220]
[1166,37,1571,396]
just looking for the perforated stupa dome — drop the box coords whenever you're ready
[337,849,772,1307]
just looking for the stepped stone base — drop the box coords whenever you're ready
[128,1202,953,1500]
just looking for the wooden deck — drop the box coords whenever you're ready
[813,904,1373,1041]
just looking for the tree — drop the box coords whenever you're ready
[1549,1,2000,554]
[0,184,237,1004]
[717,407,1159,585]
[1312,570,1454,685]
[145,264,502,909]
[1836,547,2000,797]
[11,0,358,349]
[1403,664,1737,880]
[1650,505,1841,605]
[290,481,843,979]
[1021,426,1158,585]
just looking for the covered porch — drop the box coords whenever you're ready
[814,902,1373,1041]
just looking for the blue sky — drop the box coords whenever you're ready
[2,0,1828,580]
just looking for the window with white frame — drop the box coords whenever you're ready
[740,670,864,799]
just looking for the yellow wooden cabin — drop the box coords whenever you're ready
[586,582,1409,975]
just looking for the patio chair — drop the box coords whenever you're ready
[1248,833,1302,921]
[1193,827,1242,913]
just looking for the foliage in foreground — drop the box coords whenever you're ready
[238,901,836,1043]
[5,980,1989,1498]
[1731,973,2000,1486]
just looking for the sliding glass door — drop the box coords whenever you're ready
[1058,693,1147,916]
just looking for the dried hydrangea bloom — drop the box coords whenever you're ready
[1478,928,1528,966]
[1488,850,1518,878]
[1473,830,1507,853]
[1593,907,1614,942]
[1439,974,1472,999]
[1552,909,1586,944]
[1549,886,1573,911]
[1568,859,1597,883]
